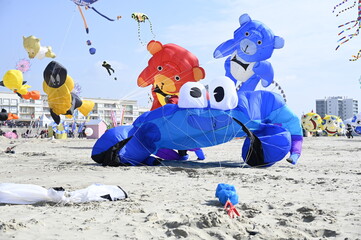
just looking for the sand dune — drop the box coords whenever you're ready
[0,136,360,239]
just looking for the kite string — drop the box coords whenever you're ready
[58,8,77,57]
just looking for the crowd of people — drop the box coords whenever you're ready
[0,123,88,140]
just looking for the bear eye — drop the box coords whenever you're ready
[208,78,237,110]
[245,32,250,36]
[174,75,181,81]
[328,120,332,124]
[257,40,262,45]
[157,66,163,71]
[178,82,207,108]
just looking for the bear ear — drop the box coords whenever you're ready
[239,13,251,26]
[23,36,26,40]
[274,36,284,49]
[192,67,205,81]
[147,40,163,55]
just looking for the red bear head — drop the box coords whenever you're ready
[138,40,205,110]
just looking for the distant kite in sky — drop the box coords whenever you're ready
[15,59,31,73]
[23,35,56,59]
[73,82,82,96]
[70,0,120,54]
[333,0,361,59]
[131,13,155,45]
[0,70,40,100]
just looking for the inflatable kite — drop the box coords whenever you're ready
[23,35,56,59]
[215,183,240,218]
[4,131,18,139]
[321,115,345,136]
[0,70,40,100]
[301,112,322,132]
[138,40,205,111]
[43,61,95,124]
[0,183,127,205]
[350,112,361,134]
[138,40,206,160]
[92,78,303,167]
[213,13,284,92]
[0,109,19,121]
[15,59,31,73]
[131,13,155,45]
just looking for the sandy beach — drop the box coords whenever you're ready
[0,135,360,239]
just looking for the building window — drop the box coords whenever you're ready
[10,99,18,105]
[10,107,17,113]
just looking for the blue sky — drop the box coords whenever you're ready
[0,0,360,117]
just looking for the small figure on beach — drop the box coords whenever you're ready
[5,145,16,154]
[346,124,354,139]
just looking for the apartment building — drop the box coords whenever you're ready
[316,96,358,120]
[0,91,142,125]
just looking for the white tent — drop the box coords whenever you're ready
[38,114,52,127]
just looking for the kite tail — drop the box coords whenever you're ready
[338,20,358,35]
[333,0,351,13]
[77,6,89,34]
[349,49,361,61]
[334,0,357,16]
[272,81,287,103]
[78,100,95,117]
[147,19,156,39]
[137,23,145,45]
[89,7,115,21]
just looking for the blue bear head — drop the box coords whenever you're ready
[214,14,284,63]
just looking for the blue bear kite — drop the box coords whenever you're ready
[213,13,284,91]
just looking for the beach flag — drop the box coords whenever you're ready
[120,106,125,126]
[111,110,117,127]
